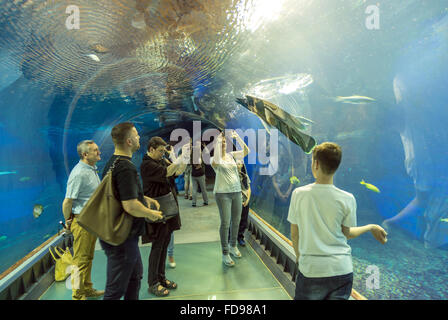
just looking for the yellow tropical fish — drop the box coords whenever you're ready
[360,180,380,193]
[441,218,448,223]
[290,176,301,185]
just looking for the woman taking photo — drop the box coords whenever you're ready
[211,130,250,267]
[140,136,189,296]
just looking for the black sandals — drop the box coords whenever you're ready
[161,279,178,290]
[149,282,169,297]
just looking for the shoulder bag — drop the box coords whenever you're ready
[146,191,179,222]
[77,157,133,246]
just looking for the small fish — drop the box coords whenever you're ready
[360,180,380,193]
[0,171,17,176]
[335,129,367,140]
[334,95,376,104]
[19,176,31,182]
[33,204,44,218]
[43,234,51,239]
[0,235,7,242]
[86,54,100,62]
[91,44,109,53]
[290,176,301,185]
[441,218,448,223]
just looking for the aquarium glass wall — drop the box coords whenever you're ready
[1,0,448,299]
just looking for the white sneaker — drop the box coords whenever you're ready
[229,246,242,258]
[222,254,235,267]
[168,256,176,268]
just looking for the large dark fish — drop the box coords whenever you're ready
[236,95,317,153]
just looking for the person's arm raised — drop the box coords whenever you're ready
[167,143,190,176]
[212,136,224,168]
[232,131,250,157]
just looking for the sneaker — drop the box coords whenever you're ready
[83,288,105,298]
[168,256,176,268]
[222,254,235,267]
[203,202,208,206]
[238,238,246,247]
[229,246,242,258]
[192,203,196,207]
[189,196,193,200]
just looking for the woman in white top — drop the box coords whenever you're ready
[211,130,250,267]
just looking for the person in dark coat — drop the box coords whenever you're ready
[140,136,190,296]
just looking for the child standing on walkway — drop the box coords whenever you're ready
[288,142,387,300]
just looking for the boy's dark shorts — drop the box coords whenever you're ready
[294,270,353,300]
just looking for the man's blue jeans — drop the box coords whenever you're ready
[100,235,143,300]
[294,270,353,300]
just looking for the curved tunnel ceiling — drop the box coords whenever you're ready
[1,0,300,100]
[0,0,443,175]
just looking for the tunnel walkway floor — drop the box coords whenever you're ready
[39,189,292,300]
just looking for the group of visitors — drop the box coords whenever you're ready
[63,123,190,299]
[62,120,388,301]
[62,123,252,300]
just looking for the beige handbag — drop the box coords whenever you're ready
[77,158,133,246]
[49,247,74,281]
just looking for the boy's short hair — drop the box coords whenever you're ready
[147,136,167,151]
[111,122,135,146]
[312,142,342,175]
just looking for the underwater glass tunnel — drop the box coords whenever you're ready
[0,0,448,300]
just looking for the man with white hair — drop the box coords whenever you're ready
[62,140,104,300]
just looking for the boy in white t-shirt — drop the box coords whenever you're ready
[287,142,387,300]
